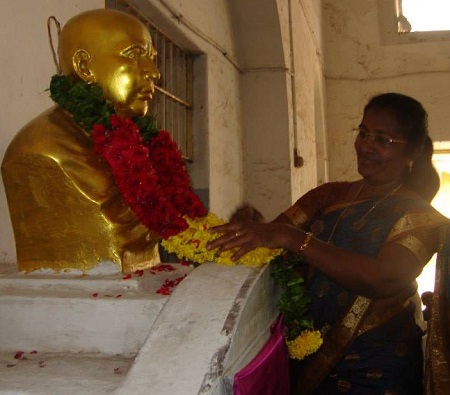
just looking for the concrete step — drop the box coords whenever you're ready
[0,351,133,395]
[0,262,192,356]
[0,262,279,395]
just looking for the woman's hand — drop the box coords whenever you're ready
[206,220,301,261]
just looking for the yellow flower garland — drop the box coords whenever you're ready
[162,212,323,360]
[161,212,281,267]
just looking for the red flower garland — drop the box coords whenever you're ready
[92,114,206,239]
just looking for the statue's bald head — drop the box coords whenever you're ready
[57,9,160,118]
[59,9,147,76]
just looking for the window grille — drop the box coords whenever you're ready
[106,0,194,160]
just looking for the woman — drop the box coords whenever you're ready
[208,93,449,394]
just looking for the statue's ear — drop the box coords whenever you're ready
[72,49,95,83]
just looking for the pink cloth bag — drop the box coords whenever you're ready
[233,315,290,395]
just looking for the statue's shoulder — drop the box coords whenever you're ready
[13,106,79,140]
[4,106,90,158]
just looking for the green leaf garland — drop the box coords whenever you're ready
[49,74,158,141]
[270,251,313,341]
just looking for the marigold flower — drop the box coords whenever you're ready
[286,330,323,360]
[161,212,281,267]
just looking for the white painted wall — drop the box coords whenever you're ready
[287,0,326,206]
[323,0,450,182]
[229,0,325,220]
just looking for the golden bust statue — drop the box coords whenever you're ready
[1,9,162,273]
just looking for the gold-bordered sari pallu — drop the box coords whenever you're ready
[291,193,448,394]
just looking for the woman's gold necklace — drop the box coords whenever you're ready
[326,182,402,243]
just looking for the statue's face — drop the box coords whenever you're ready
[89,22,160,118]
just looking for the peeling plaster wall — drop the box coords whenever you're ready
[230,0,325,220]
[287,0,326,206]
[323,0,450,182]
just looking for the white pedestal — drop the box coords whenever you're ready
[0,262,279,395]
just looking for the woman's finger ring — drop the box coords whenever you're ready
[235,232,240,237]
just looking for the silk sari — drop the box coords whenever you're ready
[285,182,448,394]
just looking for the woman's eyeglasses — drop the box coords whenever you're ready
[355,129,407,149]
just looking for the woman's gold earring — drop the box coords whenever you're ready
[408,161,413,173]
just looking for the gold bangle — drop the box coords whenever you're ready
[299,231,313,252]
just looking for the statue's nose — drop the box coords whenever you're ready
[142,58,160,81]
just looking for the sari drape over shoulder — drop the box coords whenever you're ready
[284,182,449,394]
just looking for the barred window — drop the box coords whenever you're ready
[106,0,194,160]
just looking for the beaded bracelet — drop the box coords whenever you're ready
[299,231,314,252]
